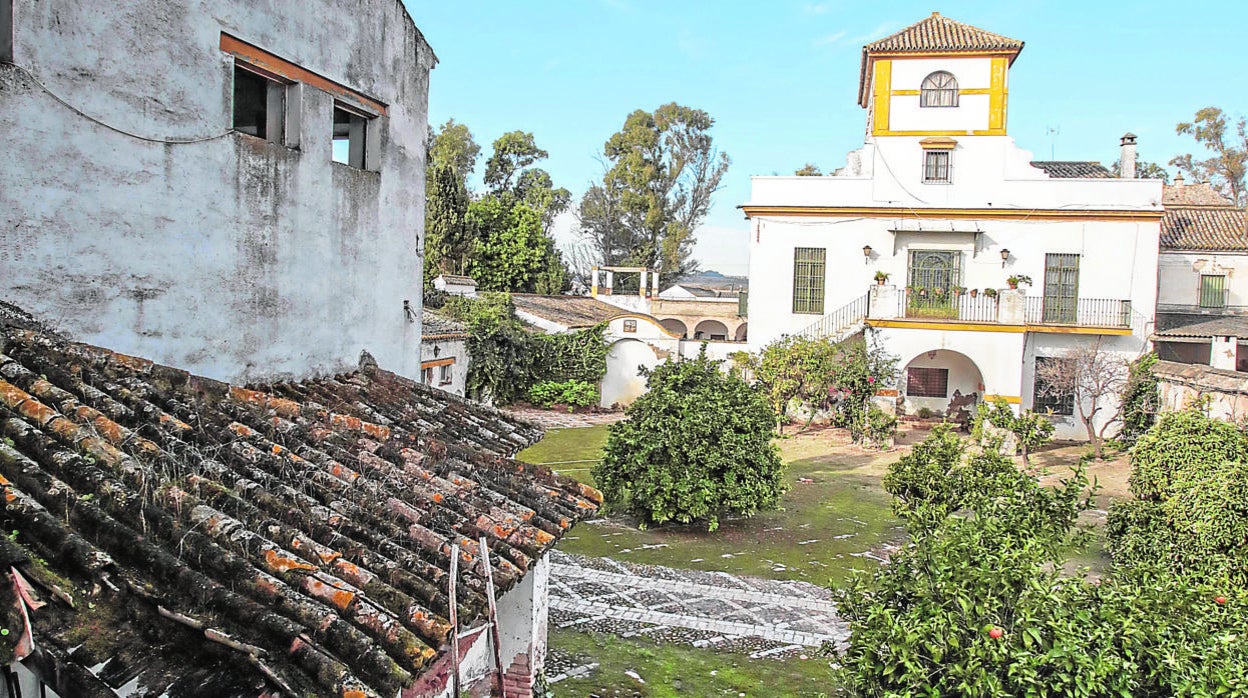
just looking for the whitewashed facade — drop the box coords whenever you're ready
[744,13,1163,439]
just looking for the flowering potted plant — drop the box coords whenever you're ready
[984,288,998,298]
[874,271,890,285]
[953,285,966,296]
[1006,274,1032,290]
[968,288,979,298]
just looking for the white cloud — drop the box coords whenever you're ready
[814,30,847,47]
[802,2,835,15]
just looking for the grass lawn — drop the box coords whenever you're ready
[548,628,838,698]
[519,424,905,584]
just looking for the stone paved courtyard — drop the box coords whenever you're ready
[548,551,849,671]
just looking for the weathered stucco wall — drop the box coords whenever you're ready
[1,0,433,383]
[420,336,469,397]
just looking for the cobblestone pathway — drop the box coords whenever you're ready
[548,551,848,666]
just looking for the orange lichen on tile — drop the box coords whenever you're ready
[267,397,302,418]
[0,381,29,409]
[264,548,319,574]
[230,386,268,406]
[359,421,391,440]
[47,416,84,441]
[158,413,193,433]
[304,577,356,612]
[228,422,256,438]
[108,351,154,373]
[17,397,57,426]
[88,414,126,445]
[325,461,359,483]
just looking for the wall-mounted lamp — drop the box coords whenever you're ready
[999,249,1010,268]
[863,245,873,264]
[403,299,417,322]
[433,345,441,357]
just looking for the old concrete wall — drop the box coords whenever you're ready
[1,0,433,383]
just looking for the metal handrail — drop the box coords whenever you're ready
[900,290,999,322]
[1024,296,1132,328]
[797,293,869,341]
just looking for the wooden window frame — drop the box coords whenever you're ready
[920,71,959,108]
[792,247,826,315]
[906,367,949,398]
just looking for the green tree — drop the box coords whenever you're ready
[753,335,840,433]
[465,198,562,293]
[1110,159,1170,182]
[594,350,785,531]
[427,118,480,176]
[1171,107,1247,205]
[837,427,1248,695]
[972,397,1055,466]
[794,163,823,176]
[423,163,474,281]
[1116,353,1159,447]
[578,103,731,277]
[1107,407,1248,582]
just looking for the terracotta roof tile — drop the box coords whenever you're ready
[1161,206,1248,251]
[511,294,631,329]
[864,12,1024,54]
[0,323,597,697]
[1155,316,1248,339]
[1030,161,1114,179]
[1163,181,1236,206]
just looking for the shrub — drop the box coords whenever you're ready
[836,428,1248,696]
[528,380,599,409]
[1108,408,1248,581]
[863,405,897,449]
[1116,353,1159,447]
[593,350,786,531]
[972,397,1054,465]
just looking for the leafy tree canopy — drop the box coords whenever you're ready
[594,350,785,531]
[578,103,730,277]
[794,163,823,176]
[427,118,480,177]
[1171,107,1247,205]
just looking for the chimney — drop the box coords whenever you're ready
[1119,132,1137,179]
[1174,172,1185,189]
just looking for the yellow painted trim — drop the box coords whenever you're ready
[868,319,1133,336]
[891,89,920,96]
[741,206,1165,222]
[872,59,892,136]
[984,394,1022,404]
[874,128,1007,137]
[988,56,1008,132]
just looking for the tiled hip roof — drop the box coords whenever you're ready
[1161,206,1248,251]
[1029,161,1114,179]
[0,326,599,697]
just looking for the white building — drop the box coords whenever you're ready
[421,309,471,397]
[1153,176,1248,372]
[1,0,435,384]
[743,13,1163,439]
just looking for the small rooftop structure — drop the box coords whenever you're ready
[1029,161,1114,179]
[433,274,479,298]
[1160,176,1247,252]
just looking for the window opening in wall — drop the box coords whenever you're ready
[907,250,961,318]
[439,363,453,386]
[1200,274,1226,308]
[1033,356,1075,416]
[923,151,951,183]
[1,0,13,64]
[792,247,826,314]
[333,102,370,168]
[423,367,434,385]
[920,71,959,107]
[907,367,949,398]
[232,64,286,143]
[1042,253,1080,323]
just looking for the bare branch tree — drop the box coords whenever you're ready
[1034,339,1129,459]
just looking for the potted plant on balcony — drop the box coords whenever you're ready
[874,271,890,285]
[984,288,998,299]
[953,285,966,297]
[969,288,979,298]
[1006,274,1033,290]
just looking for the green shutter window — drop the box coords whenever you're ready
[1200,275,1226,308]
[792,248,826,314]
[1042,253,1080,324]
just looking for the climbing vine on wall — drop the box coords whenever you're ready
[444,293,608,404]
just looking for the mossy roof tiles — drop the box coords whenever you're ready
[0,323,599,697]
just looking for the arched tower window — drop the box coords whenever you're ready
[920,71,959,107]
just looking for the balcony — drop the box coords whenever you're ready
[866,285,1136,333]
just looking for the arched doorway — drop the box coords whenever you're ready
[734,322,748,342]
[660,318,688,338]
[899,349,985,421]
[600,339,661,408]
[693,319,729,341]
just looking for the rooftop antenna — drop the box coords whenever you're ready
[1045,126,1061,160]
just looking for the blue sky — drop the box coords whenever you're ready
[403,1,1248,276]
